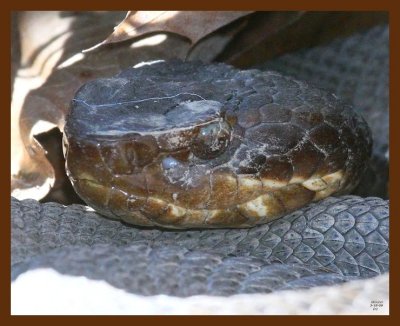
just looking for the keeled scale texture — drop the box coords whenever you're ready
[12,195,388,296]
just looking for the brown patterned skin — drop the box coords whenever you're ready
[63,60,372,229]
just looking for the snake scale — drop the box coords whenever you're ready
[11,25,389,301]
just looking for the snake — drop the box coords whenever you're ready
[11,25,389,306]
[63,60,372,229]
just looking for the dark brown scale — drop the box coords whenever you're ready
[288,141,325,180]
[63,60,372,229]
[113,173,147,198]
[121,206,153,226]
[108,187,130,218]
[166,164,212,209]
[65,140,113,184]
[259,156,293,183]
[170,149,191,162]
[275,185,316,212]
[209,167,238,209]
[73,179,112,216]
[308,124,341,154]
[156,129,193,152]
[134,135,159,167]
[143,162,174,201]
[324,111,346,128]
[141,198,169,224]
[100,141,133,175]
[317,146,349,177]
[126,195,147,212]
[249,154,267,171]
[120,140,137,168]
[340,126,356,148]
[205,208,249,227]
[236,149,266,174]
[247,124,305,155]
[291,107,324,129]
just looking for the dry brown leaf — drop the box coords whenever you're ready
[85,11,253,51]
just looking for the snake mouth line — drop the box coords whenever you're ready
[70,169,345,229]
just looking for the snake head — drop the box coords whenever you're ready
[63,61,371,229]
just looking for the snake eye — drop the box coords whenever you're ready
[191,121,231,159]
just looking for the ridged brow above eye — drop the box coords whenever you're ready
[190,121,231,159]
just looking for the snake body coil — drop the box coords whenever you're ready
[11,195,389,296]
[63,61,372,229]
